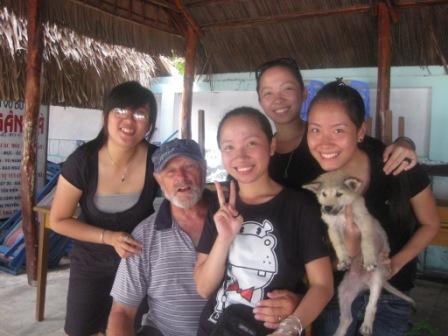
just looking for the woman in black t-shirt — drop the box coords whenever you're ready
[194,107,334,336]
[254,57,418,189]
[50,81,159,336]
[306,80,440,336]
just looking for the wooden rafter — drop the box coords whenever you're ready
[397,0,448,9]
[199,0,448,30]
[67,0,183,36]
[200,5,373,30]
[143,0,180,13]
[175,0,202,35]
[186,0,243,7]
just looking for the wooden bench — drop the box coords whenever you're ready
[34,204,51,321]
[34,189,78,321]
[431,202,448,247]
[421,164,448,247]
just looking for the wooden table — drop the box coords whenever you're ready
[34,204,51,321]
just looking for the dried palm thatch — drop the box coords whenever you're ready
[1,0,447,108]
[186,0,448,74]
[0,0,185,108]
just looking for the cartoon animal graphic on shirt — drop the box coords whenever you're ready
[209,219,278,323]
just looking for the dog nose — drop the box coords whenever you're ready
[323,205,333,213]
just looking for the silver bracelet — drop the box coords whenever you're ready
[100,229,106,244]
[276,315,303,335]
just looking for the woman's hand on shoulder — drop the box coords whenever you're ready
[253,290,301,329]
[104,231,142,258]
[382,140,417,176]
[214,181,243,241]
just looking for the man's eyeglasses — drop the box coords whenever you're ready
[113,107,149,122]
[255,57,302,82]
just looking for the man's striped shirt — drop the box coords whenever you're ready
[111,196,214,336]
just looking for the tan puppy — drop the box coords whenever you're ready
[304,170,414,336]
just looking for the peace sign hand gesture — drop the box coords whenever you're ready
[214,180,243,241]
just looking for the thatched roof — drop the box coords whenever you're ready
[188,0,448,73]
[0,0,447,108]
[0,0,186,107]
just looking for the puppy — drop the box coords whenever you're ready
[304,170,414,336]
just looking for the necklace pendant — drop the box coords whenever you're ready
[121,175,126,183]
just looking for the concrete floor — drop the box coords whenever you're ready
[0,267,447,336]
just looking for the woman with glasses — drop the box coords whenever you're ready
[255,58,418,190]
[50,81,159,336]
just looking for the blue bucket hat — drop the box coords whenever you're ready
[152,138,205,173]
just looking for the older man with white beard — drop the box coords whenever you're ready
[107,139,216,336]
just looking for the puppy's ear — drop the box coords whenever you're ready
[343,177,362,193]
[303,181,322,194]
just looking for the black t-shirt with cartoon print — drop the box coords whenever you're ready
[196,187,329,336]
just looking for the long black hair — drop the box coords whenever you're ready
[311,80,418,235]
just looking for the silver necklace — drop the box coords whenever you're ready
[280,129,304,179]
[283,150,295,179]
[106,147,136,183]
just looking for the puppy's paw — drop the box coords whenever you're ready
[364,262,378,272]
[337,258,352,271]
[359,322,373,336]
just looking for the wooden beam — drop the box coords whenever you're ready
[180,24,198,139]
[396,0,448,9]
[187,0,243,7]
[199,1,447,31]
[143,0,181,12]
[376,2,393,144]
[198,109,205,155]
[21,0,44,285]
[175,0,202,36]
[398,116,405,137]
[67,0,182,36]
[200,4,372,30]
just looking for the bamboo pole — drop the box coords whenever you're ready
[180,24,198,139]
[21,0,44,285]
[376,2,392,144]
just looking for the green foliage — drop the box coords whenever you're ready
[168,53,185,76]
[406,321,440,336]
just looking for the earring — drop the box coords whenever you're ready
[357,137,363,143]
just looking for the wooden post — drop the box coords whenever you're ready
[198,109,205,155]
[21,0,44,285]
[376,2,392,144]
[398,116,405,137]
[180,24,198,139]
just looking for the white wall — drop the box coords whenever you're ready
[47,106,102,163]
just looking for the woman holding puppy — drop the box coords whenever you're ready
[194,107,334,336]
[306,80,440,336]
